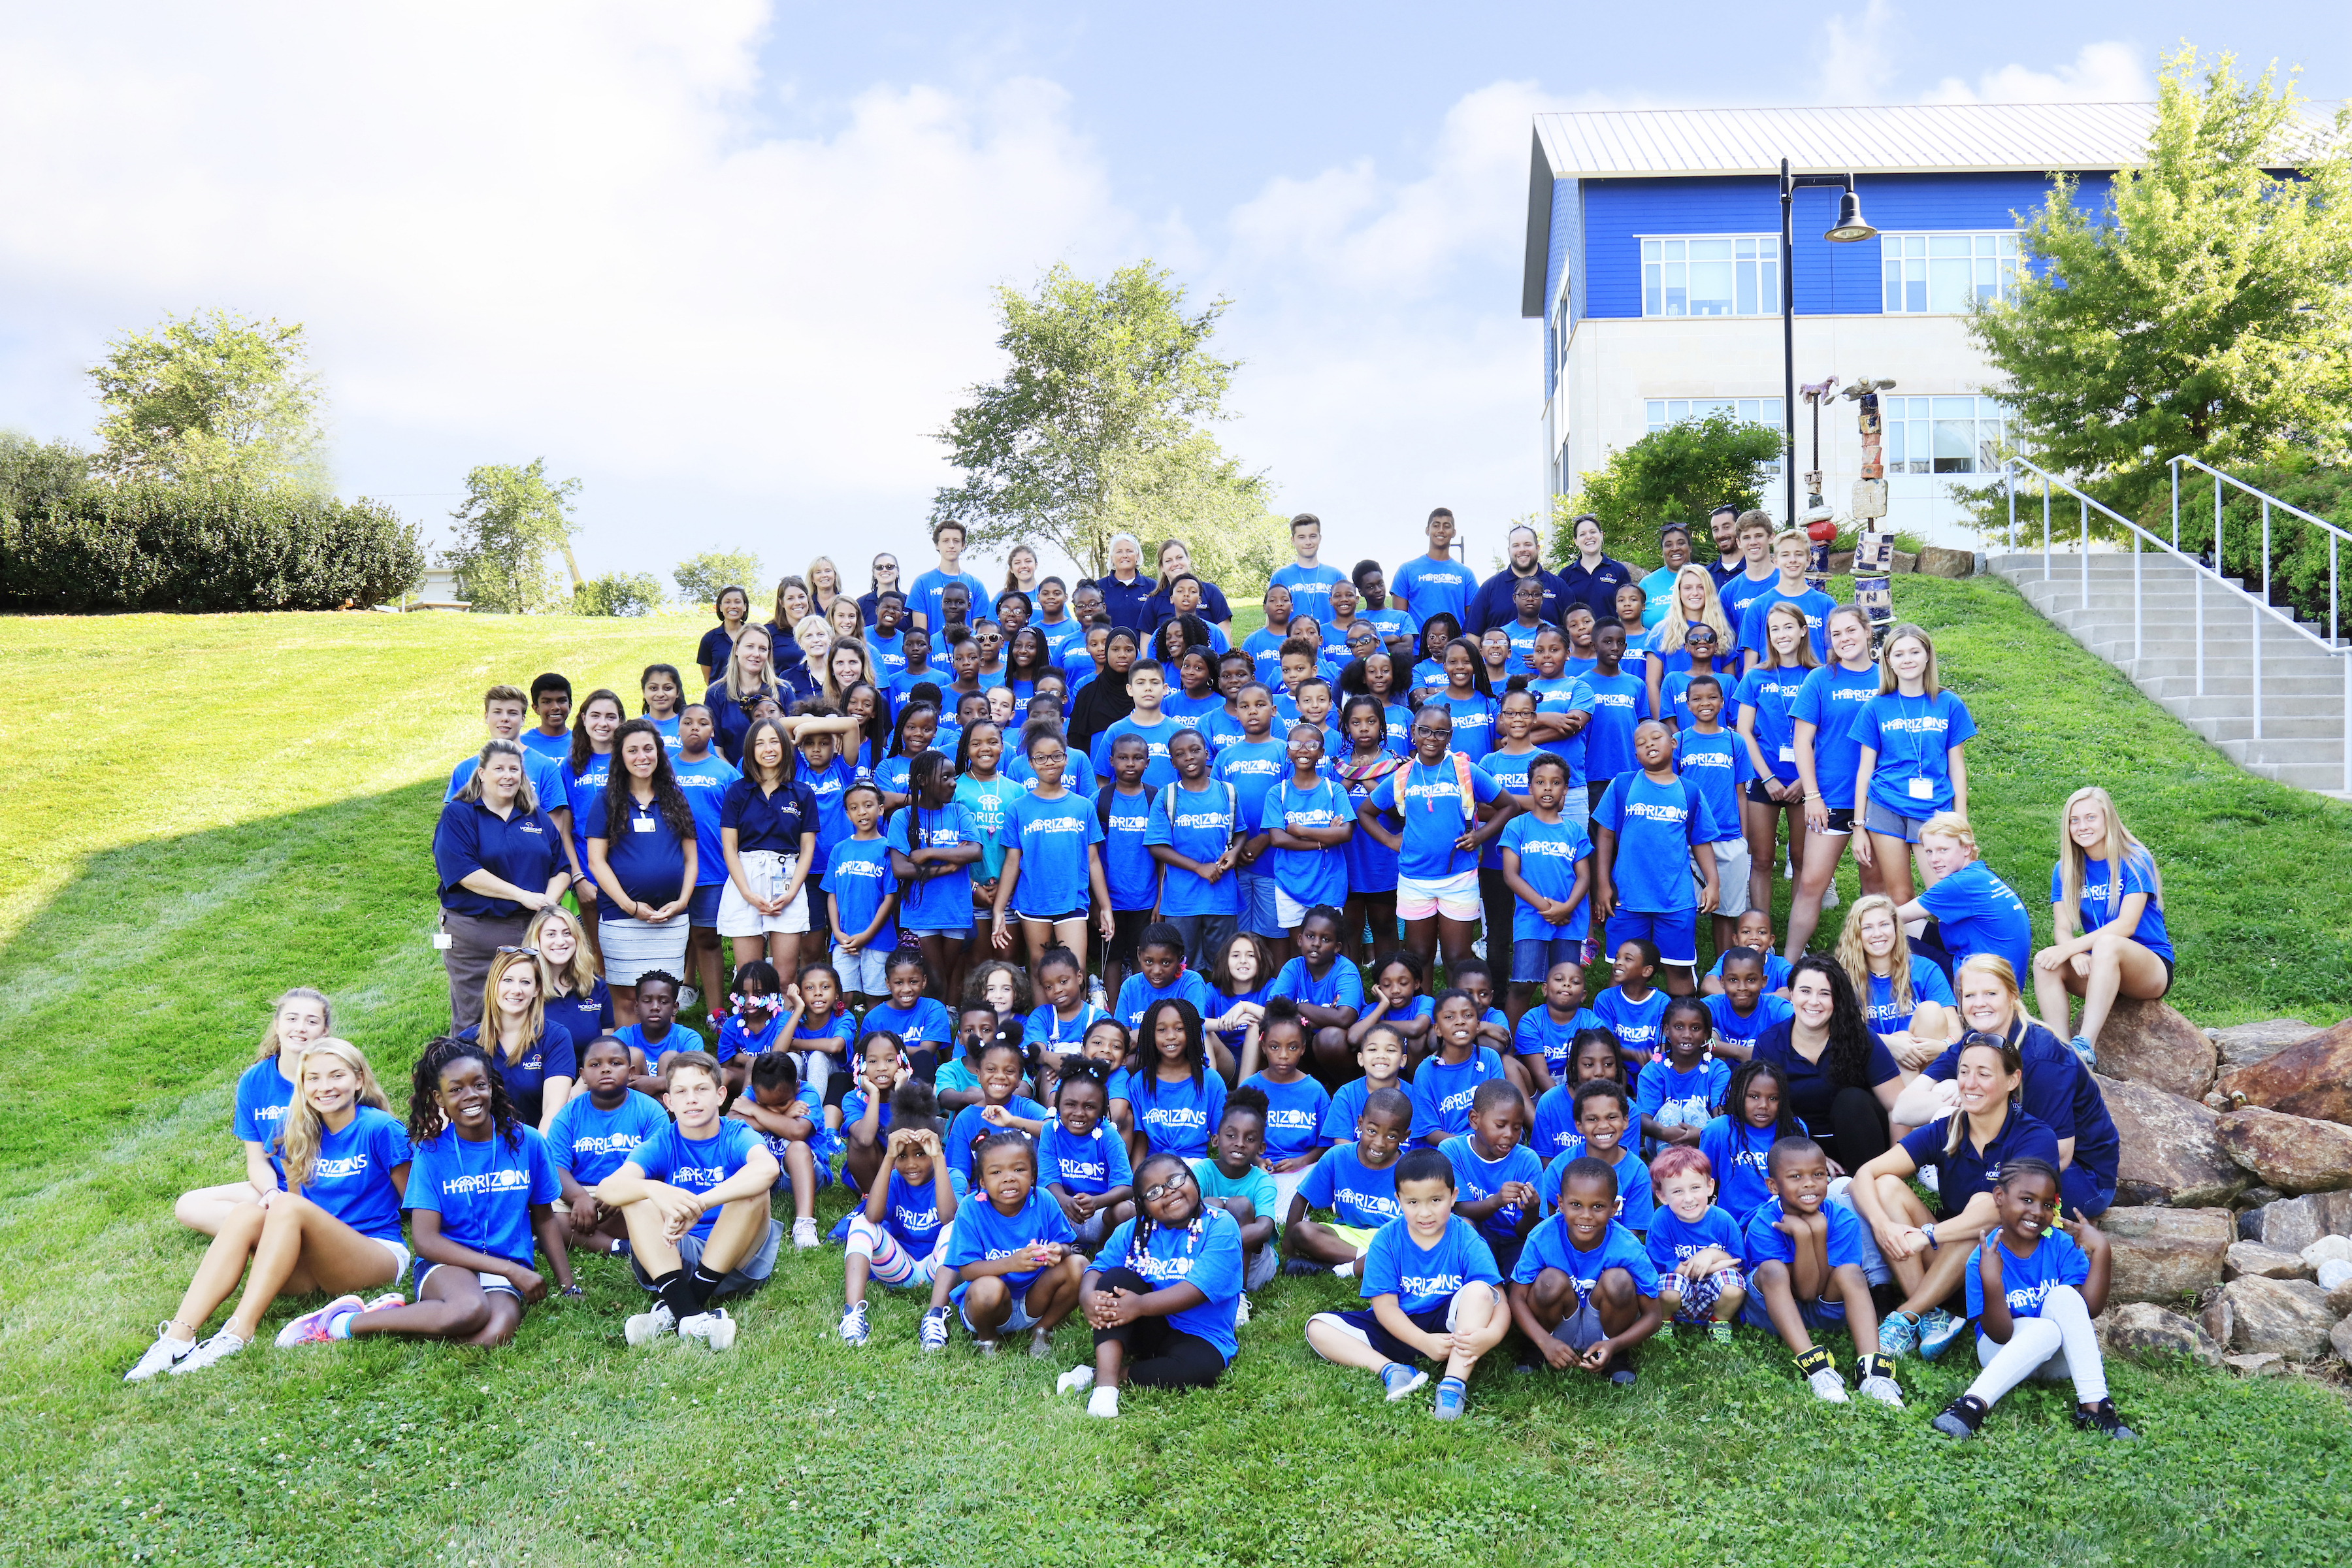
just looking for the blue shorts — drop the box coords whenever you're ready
[1511,934,1584,985]
[1740,1284,1847,1332]
[1607,907,1697,968]
[2061,1159,2115,1219]
[686,883,725,926]
[1321,1303,1456,1365]
[1235,867,1282,938]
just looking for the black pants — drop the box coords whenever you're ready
[1478,869,1512,956]
[1817,1084,1892,1173]
[1090,1266,1228,1389]
[1588,779,1612,816]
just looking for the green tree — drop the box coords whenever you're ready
[443,459,583,614]
[1971,48,2352,519]
[574,571,664,617]
[0,431,90,524]
[673,548,762,607]
[932,261,1269,577]
[87,310,331,491]
[1547,412,1784,572]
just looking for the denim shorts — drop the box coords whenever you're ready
[1511,934,1584,984]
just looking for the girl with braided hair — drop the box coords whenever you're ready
[1060,1149,1247,1417]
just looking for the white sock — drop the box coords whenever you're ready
[1333,1258,1356,1277]
[1087,1385,1119,1418]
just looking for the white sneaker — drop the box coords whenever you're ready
[791,1217,820,1250]
[625,1303,676,1346]
[125,1326,195,1382]
[1859,1375,1906,1408]
[1028,1324,1055,1358]
[1234,1292,1251,1327]
[1056,1364,1097,1396]
[1806,1367,1850,1403]
[679,1309,736,1350]
[1086,1385,1120,1419]
[1918,1166,1941,1196]
[169,1328,250,1376]
[1821,882,1840,911]
[678,985,700,1011]
[838,1301,870,1347]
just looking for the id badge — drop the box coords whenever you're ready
[632,815,657,832]
[1778,745,1795,763]
[1907,776,1934,801]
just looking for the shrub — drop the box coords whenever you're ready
[574,572,664,617]
[0,480,425,612]
[673,549,762,608]
[1548,412,1784,573]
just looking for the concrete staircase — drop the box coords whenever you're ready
[1988,549,2352,796]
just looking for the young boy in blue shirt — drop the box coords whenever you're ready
[1644,1143,1748,1342]
[1145,728,1242,970]
[1303,1147,1509,1419]
[1506,1155,1663,1387]
[1591,721,1729,996]
[1284,1087,1412,1277]
[547,1034,671,1255]
[1593,938,1669,1069]
[1442,1079,1543,1275]
[1511,958,1600,1092]
[1740,1136,1903,1407]
[1540,1081,1654,1233]
[1673,673,1752,958]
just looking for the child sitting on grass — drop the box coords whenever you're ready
[945,1037,1049,1184]
[838,1080,960,1347]
[1701,1058,1805,1226]
[1701,945,1795,1051]
[1323,1022,1424,1149]
[924,1129,1084,1356]
[1442,1080,1543,1276]
[1740,1136,1902,1407]
[1510,958,1599,1095]
[1238,999,1331,1218]
[547,1034,669,1256]
[1064,1150,1249,1418]
[1593,937,1668,1066]
[1411,989,1509,1146]
[727,1051,828,1250]
[1635,997,1731,1150]
[1507,1155,1663,1388]
[1305,1147,1509,1420]
[1038,1059,1135,1250]
[1531,1028,1625,1162]
[1285,1087,1413,1279]
[1192,1088,1282,1296]
[1643,1145,1746,1343]
[1540,1080,1654,1233]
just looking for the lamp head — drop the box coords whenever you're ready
[1825,190,1876,243]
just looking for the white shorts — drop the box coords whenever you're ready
[376,1238,412,1281]
[1273,886,1313,928]
[834,943,890,995]
[1396,868,1480,922]
[1703,838,1751,918]
[717,851,811,938]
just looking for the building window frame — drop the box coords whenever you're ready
[1644,398,1784,476]
[1880,394,2011,474]
[1639,235,1780,319]
[1880,231,2023,315]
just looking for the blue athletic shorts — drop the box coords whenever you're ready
[1235,868,1282,938]
[1607,907,1697,968]
[1740,1284,1846,1331]
[686,883,724,926]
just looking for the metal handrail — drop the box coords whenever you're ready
[2172,454,2347,651]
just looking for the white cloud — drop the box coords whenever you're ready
[1816,0,1900,105]
[1921,42,2150,105]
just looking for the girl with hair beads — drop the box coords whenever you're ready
[1062,1150,1248,1417]
[1128,999,1228,1165]
[282,1037,572,1350]
[839,1079,963,1347]
[1635,996,1731,1149]
[711,958,787,1088]
[174,987,333,1237]
[839,1031,911,1194]
[1039,1058,1136,1249]
[925,1128,1085,1355]
[944,1037,1049,1183]
[1699,1058,1805,1226]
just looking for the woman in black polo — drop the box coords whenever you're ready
[717,716,822,973]
[1728,954,1900,1171]
[585,719,698,1028]
[431,738,570,1028]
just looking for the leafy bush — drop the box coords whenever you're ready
[2138,457,2352,629]
[1548,412,1784,572]
[0,431,91,520]
[574,572,664,617]
[0,479,424,612]
[674,549,762,608]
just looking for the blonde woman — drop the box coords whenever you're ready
[704,623,785,764]
[459,947,576,1135]
[1836,894,1955,1070]
[1733,600,1819,920]
[1850,624,1975,906]
[780,613,830,702]
[527,904,611,1053]
[1143,538,1234,632]
[1642,564,1736,720]
[806,555,848,622]
[2036,786,2174,1064]
[825,595,868,662]
[173,988,334,1237]
[123,1038,412,1380]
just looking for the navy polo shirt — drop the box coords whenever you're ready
[1750,1019,1901,1133]
[1899,1105,2061,1217]
[585,793,691,908]
[1923,1021,2119,1191]
[1143,580,1234,629]
[1559,557,1638,621]
[433,798,565,920]
[720,776,821,857]
[1464,566,1571,636]
[1096,572,1155,631]
[703,681,785,766]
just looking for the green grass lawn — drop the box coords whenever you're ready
[2,589,2349,1567]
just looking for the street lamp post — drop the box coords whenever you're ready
[1779,159,1876,525]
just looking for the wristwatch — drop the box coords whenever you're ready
[1920,1222,1938,1249]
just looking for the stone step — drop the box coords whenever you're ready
[2140,674,2352,700]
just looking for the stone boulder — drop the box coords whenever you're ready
[2096,998,2217,1098]
[2210,1019,2315,1071]
[2225,1352,2286,1377]
[2334,1318,2352,1363]
[2328,1275,2352,1317]
[1916,545,1976,578]
[2098,1075,2247,1208]
[2225,1241,2313,1281]
[2101,1205,2234,1304]
[2304,1236,2352,1269]
[2213,1020,2352,1127]
[2201,1275,2339,1359]
[2215,1107,2352,1195]
[2318,1258,2352,1294]
[2098,1301,2223,1367]
[2238,1191,2352,1252]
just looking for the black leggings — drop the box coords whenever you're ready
[1090,1266,1229,1389]
[1478,869,1513,955]
[1816,1084,1893,1173]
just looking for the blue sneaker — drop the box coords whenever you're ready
[2068,1034,2098,1069]
[1431,1377,1467,1420]
[1380,1363,1428,1402]
[1878,1310,1920,1358]
[1917,1308,1967,1361]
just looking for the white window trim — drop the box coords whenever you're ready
[1637,234,1781,320]
[1879,231,2023,316]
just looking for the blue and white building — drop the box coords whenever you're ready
[1521,103,2158,546]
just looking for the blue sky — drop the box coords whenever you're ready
[1,1,2346,587]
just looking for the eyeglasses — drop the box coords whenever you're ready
[1139,1168,1194,1204]
[495,946,542,958]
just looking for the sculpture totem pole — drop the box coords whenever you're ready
[1843,376,1899,650]
[1798,378,1838,592]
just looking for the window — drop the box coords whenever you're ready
[1880,233,2022,314]
[1641,237,1778,318]
[1645,397,1784,432]
[1882,396,2009,474]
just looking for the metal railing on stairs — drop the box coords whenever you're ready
[2001,454,2352,794]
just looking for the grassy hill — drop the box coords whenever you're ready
[1,588,2347,1567]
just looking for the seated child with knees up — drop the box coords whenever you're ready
[1593,939,1668,1068]
[1239,998,1331,1218]
[1303,1147,1509,1420]
[1511,959,1599,1095]
[1635,996,1731,1150]
[1531,1028,1626,1163]
[1740,1136,1902,1408]
[1191,1087,1282,1296]
[727,1051,830,1252]
[1064,1149,1249,1420]
[1507,1154,1664,1387]
[1699,1058,1806,1226]
[1446,958,1516,1059]
[923,1128,1085,1356]
[840,1030,912,1195]
[838,1079,962,1347]
[612,972,693,1094]
[547,1034,670,1256]
[1410,989,1509,1147]
[711,960,789,1092]
[1442,1079,1544,1277]
[1539,1080,1654,1234]
[1038,1058,1135,1251]
[1701,910,1792,997]
[1644,1145,1747,1343]
[1286,1086,1413,1279]
[1323,1022,1424,1151]
[945,1037,1049,1186]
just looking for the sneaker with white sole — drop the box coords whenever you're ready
[1234,1292,1251,1327]
[838,1301,870,1347]
[1916,1308,1966,1361]
[1806,1367,1850,1403]
[1859,1375,1905,1408]
[624,1302,677,1347]
[276,1294,365,1348]
[1056,1364,1097,1396]
[1086,1385,1119,1418]
[679,1308,736,1350]
[1877,1311,1920,1358]
[169,1328,250,1376]
[1380,1363,1428,1402]
[919,1305,952,1352]
[1431,1377,1468,1420]
[124,1326,197,1383]
[1917,1166,1940,1196]
[361,1292,406,1313]
[791,1217,821,1250]
[1028,1324,1055,1358]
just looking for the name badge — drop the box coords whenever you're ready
[632,815,657,832]
[1778,745,1795,762]
[1907,776,1935,801]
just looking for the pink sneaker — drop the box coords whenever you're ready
[275,1294,364,1347]
[361,1292,406,1313]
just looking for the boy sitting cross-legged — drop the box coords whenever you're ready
[1507,1155,1664,1388]
[1741,1135,1903,1408]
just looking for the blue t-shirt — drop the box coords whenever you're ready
[1579,672,1650,779]
[617,1021,697,1066]
[1539,1143,1653,1230]
[863,996,954,1053]
[1393,555,1475,629]
[1336,756,1403,892]
[1022,1001,1111,1056]
[1526,674,1594,776]
[944,1186,1078,1299]
[1706,949,1794,991]
[1269,955,1365,1015]
[563,753,614,868]
[1129,1069,1228,1161]
[1635,1057,1732,1126]
[821,835,899,948]
[954,774,1025,883]
[1241,627,1288,687]
[1243,1072,1333,1163]
[1474,749,1535,870]
[1512,1005,1602,1079]
[1259,776,1352,908]
[945,1095,1052,1183]
[517,726,573,765]
[546,1090,670,1186]
[710,1010,783,1064]
[1497,811,1592,939]
[1362,1213,1501,1314]
[1674,727,1745,840]
[881,1165,966,1254]
[1426,693,1497,760]
[1698,1114,1802,1224]
[1861,955,1956,1034]
[1511,1215,1659,1298]
[625,1119,766,1239]
[455,1026,576,1128]
[907,567,990,634]
[1737,585,1836,662]
[1002,790,1102,917]
[1211,739,1290,839]
[1322,1079,1426,1145]
[1370,757,1503,882]
[1113,967,1215,1030]
[1090,715,1186,791]
[1703,991,1795,1048]
[2053,849,2174,965]
[1595,985,1669,1058]
[1716,568,1781,637]
[1529,1086,1587,1163]
[1965,1228,2092,1324]
[1096,785,1160,909]
[278,1106,412,1245]
[1037,1120,1134,1196]
[1411,1047,1509,1139]
[1592,771,1729,915]
[1742,1194,1866,1277]
[233,1058,297,1172]
[1147,779,1241,917]
[671,752,742,887]
[1791,662,1881,808]
[1298,1141,1405,1228]
[887,801,981,932]
[1271,562,1346,627]
[1645,1203,1746,1279]
[1734,665,1812,785]
[1855,690,1976,817]
[1100,1207,1247,1362]
[1899,1107,2062,1213]
[1918,859,2034,983]
[448,747,570,817]
[404,1126,561,1268]
[1443,1135,1546,1247]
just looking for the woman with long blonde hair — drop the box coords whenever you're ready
[1734,599,1820,920]
[527,904,610,1053]
[1642,564,1737,716]
[2034,786,2174,1064]
[124,1038,412,1380]
[806,555,847,622]
[1835,893,1955,1070]
[172,988,335,1237]
[1851,623,1976,907]
[459,946,576,1135]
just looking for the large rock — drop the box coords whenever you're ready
[2214,1020,2352,1127]
[2097,998,2218,1098]
[2304,1236,2352,1269]
[2101,1205,2235,1304]
[1916,545,1976,578]
[2098,1301,2223,1368]
[2201,1275,2339,1359]
[2226,1241,2314,1281]
[2328,1276,2352,1317]
[2238,1191,2352,1252]
[2333,1317,2352,1363]
[2098,1075,2248,1208]
[2215,1107,2352,1195]
[2210,1019,2316,1071]
[2318,1259,2352,1294]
